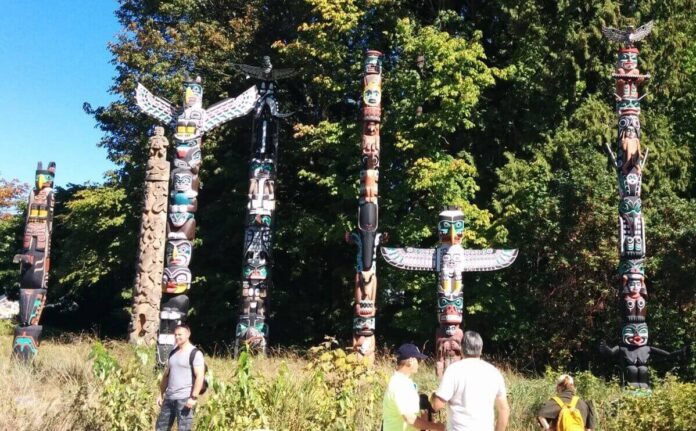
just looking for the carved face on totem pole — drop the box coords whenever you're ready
[172,169,199,198]
[183,77,203,109]
[363,80,381,107]
[622,323,649,347]
[617,48,639,72]
[622,272,647,296]
[162,266,192,294]
[174,140,202,173]
[167,207,196,240]
[438,295,464,325]
[364,50,383,74]
[250,159,274,178]
[34,162,56,191]
[243,257,268,280]
[438,209,465,245]
[165,239,193,267]
[353,316,375,336]
[623,293,647,322]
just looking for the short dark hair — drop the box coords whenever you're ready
[174,324,191,333]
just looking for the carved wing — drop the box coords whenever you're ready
[630,21,654,43]
[601,26,628,43]
[135,83,176,125]
[271,68,298,81]
[231,63,267,80]
[459,249,518,272]
[380,247,437,271]
[202,85,258,132]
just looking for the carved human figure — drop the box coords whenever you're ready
[620,126,642,174]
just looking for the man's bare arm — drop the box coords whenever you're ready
[429,393,447,412]
[191,365,205,397]
[495,394,510,431]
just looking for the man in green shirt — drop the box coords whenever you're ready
[382,343,445,431]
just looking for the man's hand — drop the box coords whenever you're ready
[156,394,164,407]
[185,397,197,409]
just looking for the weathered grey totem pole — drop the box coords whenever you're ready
[136,75,258,363]
[382,207,517,377]
[230,56,296,356]
[347,50,384,363]
[130,127,170,345]
[12,162,56,360]
[599,21,685,389]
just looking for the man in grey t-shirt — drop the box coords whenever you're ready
[156,324,205,431]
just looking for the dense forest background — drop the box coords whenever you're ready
[1,0,695,378]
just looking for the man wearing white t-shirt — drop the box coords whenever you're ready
[430,331,509,431]
[382,343,445,431]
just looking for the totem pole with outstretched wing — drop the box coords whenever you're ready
[134,75,257,363]
[382,207,517,377]
[229,56,297,356]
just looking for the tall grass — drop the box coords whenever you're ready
[1,330,694,430]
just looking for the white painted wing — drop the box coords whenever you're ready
[380,247,437,271]
[135,83,176,125]
[459,249,518,272]
[203,85,258,132]
[630,21,654,43]
[271,68,298,80]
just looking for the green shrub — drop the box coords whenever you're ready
[84,341,157,431]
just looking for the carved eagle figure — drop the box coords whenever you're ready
[231,56,298,82]
[602,21,654,46]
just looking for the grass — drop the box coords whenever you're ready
[1,328,694,430]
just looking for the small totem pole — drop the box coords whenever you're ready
[346,50,384,363]
[381,207,517,377]
[130,127,170,345]
[11,162,56,360]
[599,21,684,388]
[230,56,296,356]
[136,75,258,363]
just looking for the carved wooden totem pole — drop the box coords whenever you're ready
[136,75,258,363]
[230,56,296,356]
[130,127,170,345]
[382,207,517,377]
[599,21,684,388]
[347,50,384,363]
[11,162,56,360]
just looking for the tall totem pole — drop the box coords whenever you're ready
[599,21,684,389]
[347,50,384,363]
[136,75,258,363]
[381,207,517,377]
[230,56,296,356]
[12,162,56,360]
[130,127,170,345]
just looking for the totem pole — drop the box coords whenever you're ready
[136,75,258,363]
[381,207,517,377]
[599,21,685,389]
[230,56,296,356]
[11,162,56,360]
[346,50,384,363]
[129,127,170,345]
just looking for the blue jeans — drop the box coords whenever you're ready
[156,398,194,431]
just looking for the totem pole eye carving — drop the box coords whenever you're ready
[11,161,56,361]
[344,50,385,364]
[600,21,685,389]
[381,207,518,378]
[134,75,258,361]
[230,56,297,357]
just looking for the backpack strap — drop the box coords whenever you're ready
[168,346,180,359]
[569,396,579,409]
[552,396,566,408]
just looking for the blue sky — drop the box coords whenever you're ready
[0,1,120,188]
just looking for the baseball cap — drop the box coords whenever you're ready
[396,343,428,361]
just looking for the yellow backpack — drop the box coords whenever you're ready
[552,395,584,431]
